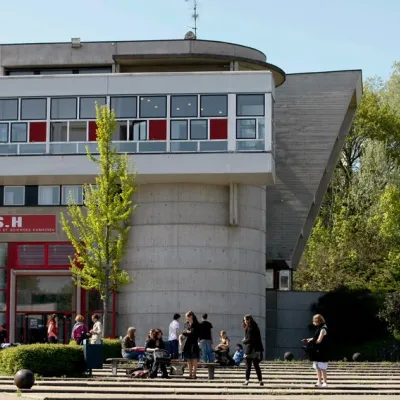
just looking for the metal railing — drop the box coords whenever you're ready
[0,139,268,156]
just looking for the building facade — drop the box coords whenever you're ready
[0,38,362,350]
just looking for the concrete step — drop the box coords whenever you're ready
[3,361,400,399]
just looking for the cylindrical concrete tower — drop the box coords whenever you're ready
[119,183,266,346]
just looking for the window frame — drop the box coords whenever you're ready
[110,96,137,119]
[129,120,147,141]
[79,96,107,120]
[170,120,189,141]
[236,94,265,117]
[62,185,83,205]
[10,122,28,143]
[20,98,47,121]
[236,118,257,140]
[200,94,228,118]
[139,96,167,119]
[50,97,78,120]
[4,186,25,206]
[38,186,61,206]
[0,123,9,143]
[0,98,19,121]
[170,95,198,118]
[190,119,208,140]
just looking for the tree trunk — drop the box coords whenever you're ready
[102,295,108,339]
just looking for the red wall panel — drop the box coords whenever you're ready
[210,119,228,140]
[149,120,167,141]
[29,122,47,142]
[88,122,97,141]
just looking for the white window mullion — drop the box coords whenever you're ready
[46,97,51,154]
[227,93,236,152]
[166,95,171,152]
[265,93,272,152]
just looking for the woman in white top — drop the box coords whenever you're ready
[90,314,103,343]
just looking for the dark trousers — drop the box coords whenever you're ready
[169,339,179,359]
[245,358,262,381]
[151,362,168,378]
[48,336,57,344]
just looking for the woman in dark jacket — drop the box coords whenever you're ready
[242,314,264,386]
[145,329,170,379]
[182,311,200,379]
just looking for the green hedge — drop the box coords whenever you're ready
[0,344,85,377]
[102,339,122,361]
[69,338,122,362]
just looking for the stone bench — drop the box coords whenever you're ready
[106,358,218,379]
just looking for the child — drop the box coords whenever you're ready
[233,343,244,366]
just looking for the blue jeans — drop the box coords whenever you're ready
[200,339,214,362]
[169,339,179,359]
[122,351,143,360]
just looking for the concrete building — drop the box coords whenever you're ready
[0,37,362,350]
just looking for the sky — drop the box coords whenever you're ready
[0,0,398,81]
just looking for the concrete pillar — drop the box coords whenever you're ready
[118,183,266,348]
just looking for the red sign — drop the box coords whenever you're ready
[0,215,56,233]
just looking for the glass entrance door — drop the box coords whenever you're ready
[16,313,73,344]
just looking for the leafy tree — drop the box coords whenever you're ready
[61,105,136,336]
[379,292,400,338]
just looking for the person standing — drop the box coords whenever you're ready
[182,311,200,379]
[242,314,264,386]
[303,314,329,388]
[168,313,181,359]
[199,314,214,362]
[90,314,103,343]
[47,314,58,344]
[0,324,8,344]
[71,315,89,345]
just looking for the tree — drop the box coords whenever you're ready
[61,105,136,336]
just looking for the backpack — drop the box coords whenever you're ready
[73,324,88,345]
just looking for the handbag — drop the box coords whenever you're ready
[154,349,171,365]
[170,365,185,375]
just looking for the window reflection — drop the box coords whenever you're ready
[139,96,166,118]
[200,95,227,117]
[171,96,198,118]
[237,94,265,116]
[16,276,75,312]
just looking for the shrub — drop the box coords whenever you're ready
[102,339,122,361]
[0,344,85,377]
[69,338,121,362]
[379,292,400,337]
[311,287,387,360]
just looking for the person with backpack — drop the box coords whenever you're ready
[71,315,89,345]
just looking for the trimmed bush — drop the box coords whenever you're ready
[69,338,121,362]
[102,339,122,361]
[0,344,85,377]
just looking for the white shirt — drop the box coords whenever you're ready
[91,321,103,341]
[168,320,180,341]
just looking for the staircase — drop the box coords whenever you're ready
[2,361,400,399]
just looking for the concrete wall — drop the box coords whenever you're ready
[118,183,266,346]
[265,291,326,359]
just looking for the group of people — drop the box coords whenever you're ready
[119,311,265,385]
[119,312,329,387]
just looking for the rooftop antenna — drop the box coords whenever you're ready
[185,0,199,39]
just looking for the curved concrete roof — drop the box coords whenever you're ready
[0,38,286,87]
